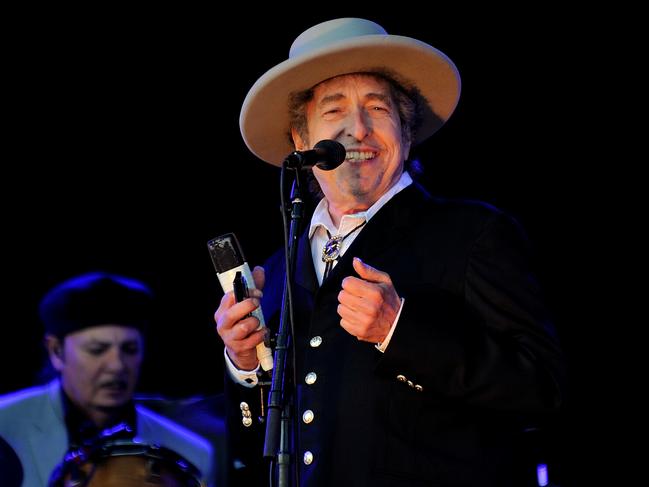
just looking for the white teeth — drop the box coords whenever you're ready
[345,151,377,161]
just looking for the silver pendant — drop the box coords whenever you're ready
[322,236,343,263]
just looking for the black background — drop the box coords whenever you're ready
[2,7,585,393]
[2,8,591,481]
[0,3,611,486]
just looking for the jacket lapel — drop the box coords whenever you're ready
[294,226,318,294]
[31,380,68,485]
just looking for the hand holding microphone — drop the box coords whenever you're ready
[208,233,274,371]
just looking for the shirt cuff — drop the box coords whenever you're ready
[375,298,405,353]
[223,348,260,388]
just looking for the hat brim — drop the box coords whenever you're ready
[240,34,461,166]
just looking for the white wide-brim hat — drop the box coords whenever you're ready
[240,17,462,166]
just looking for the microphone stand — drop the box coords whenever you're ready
[263,163,304,486]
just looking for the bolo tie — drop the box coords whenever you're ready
[321,220,367,280]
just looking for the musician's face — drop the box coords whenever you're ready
[51,325,143,413]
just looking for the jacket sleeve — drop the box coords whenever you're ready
[223,372,268,486]
[377,210,565,413]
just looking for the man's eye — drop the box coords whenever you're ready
[87,348,106,355]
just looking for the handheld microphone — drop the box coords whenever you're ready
[207,233,274,371]
[284,139,346,171]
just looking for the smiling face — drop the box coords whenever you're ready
[292,73,411,222]
[48,325,143,420]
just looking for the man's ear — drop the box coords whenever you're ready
[44,334,64,371]
[291,127,307,151]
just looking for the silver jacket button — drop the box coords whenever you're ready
[305,372,317,385]
[303,451,314,465]
[302,409,315,424]
[310,336,323,347]
[240,402,252,427]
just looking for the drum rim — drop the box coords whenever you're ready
[52,437,203,487]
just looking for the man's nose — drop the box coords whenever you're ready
[104,349,127,371]
[345,108,371,141]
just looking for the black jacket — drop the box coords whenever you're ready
[226,182,564,486]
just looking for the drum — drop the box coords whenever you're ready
[49,438,204,487]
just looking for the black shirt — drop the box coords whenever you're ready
[60,385,137,448]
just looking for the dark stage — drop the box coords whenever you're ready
[3,8,589,485]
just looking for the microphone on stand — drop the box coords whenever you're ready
[207,233,274,371]
[284,139,346,171]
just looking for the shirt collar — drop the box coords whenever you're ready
[308,171,413,238]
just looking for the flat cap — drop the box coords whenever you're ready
[39,272,153,338]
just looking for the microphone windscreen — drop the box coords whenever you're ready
[207,233,246,273]
[314,139,346,168]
